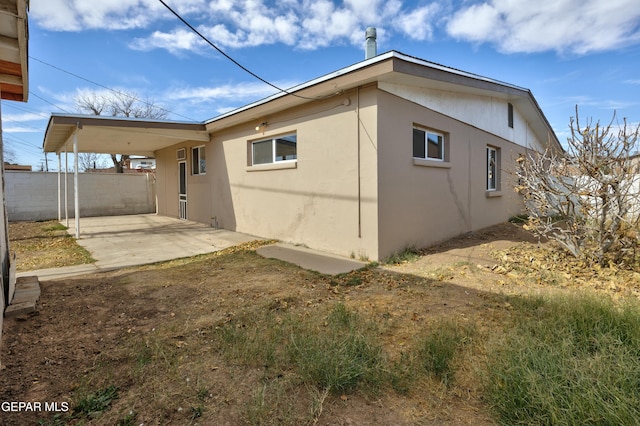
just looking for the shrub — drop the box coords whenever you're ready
[516,107,640,267]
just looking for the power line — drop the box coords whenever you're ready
[28,92,72,113]
[2,101,52,119]
[157,0,336,102]
[30,56,198,121]
[3,136,44,156]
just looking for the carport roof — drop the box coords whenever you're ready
[42,113,209,157]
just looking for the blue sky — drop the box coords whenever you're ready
[3,0,640,170]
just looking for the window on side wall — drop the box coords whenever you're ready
[487,146,500,191]
[508,103,514,128]
[192,145,206,175]
[252,134,297,165]
[413,126,445,161]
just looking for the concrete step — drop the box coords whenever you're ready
[5,275,40,317]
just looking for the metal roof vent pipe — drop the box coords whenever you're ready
[365,26,377,59]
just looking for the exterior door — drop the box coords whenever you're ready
[178,160,187,220]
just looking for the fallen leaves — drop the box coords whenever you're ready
[490,243,640,298]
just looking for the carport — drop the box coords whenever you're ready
[42,114,209,237]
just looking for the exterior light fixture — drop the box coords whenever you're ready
[255,122,268,132]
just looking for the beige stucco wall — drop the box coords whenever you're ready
[155,140,213,225]
[376,89,525,259]
[155,83,537,262]
[156,86,380,260]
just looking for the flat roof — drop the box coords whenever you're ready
[43,114,208,155]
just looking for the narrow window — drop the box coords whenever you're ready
[413,126,445,161]
[192,146,206,175]
[487,146,499,191]
[508,103,514,128]
[252,134,297,165]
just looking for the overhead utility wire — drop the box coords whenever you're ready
[3,101,55,119]
[30,56,198,121]
[157,0,336,101]
[28,92,72,113]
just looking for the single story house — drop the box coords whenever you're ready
[43,50,561,261]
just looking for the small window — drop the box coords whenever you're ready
[413,126,445,161]
[252,134,297,165]
[192,146,206,175]
[176,148,186,160]
[508,103,514,128]
[487,146,499,191]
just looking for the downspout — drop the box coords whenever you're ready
[57,154,61,221]
[357,86,362,238]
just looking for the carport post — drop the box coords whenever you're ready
[57,153,61,221]
[73,128,79,239]
[64,148,68,227]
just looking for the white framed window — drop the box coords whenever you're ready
[252,134,297,165]
[192,145,206,175]
[487,146,499,191]
[413,126,445,161]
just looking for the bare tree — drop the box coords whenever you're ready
[516,107,640,266]
[75,90,168,172]
[75,91,108,115]
[78,153,108,172]
[3,143,16,164]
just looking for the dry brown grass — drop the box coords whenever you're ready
[9,220,94,271]
[3,222,640,425]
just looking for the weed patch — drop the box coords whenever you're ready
[73,385,119,419]
[418,319,474,385]
[288,304,385,395]
[385,247,420,264]
[485,294,640,425]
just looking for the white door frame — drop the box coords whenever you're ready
[178,160,187,220]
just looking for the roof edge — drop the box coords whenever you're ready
[204,50,537,126]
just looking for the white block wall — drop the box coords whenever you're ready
[5,171,156,221]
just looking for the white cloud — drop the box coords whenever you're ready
[166,80,300,104]
[31,0,439,53]
[30,0,205,31]
[129,29,206,53]
[393,4,440,41]
[130,0,435,52]
[446,0,640,55]
[3,112,48,122]
[32,0,640,56]
[3,126,41,133]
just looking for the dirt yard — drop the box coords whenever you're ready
[1,221,638,425]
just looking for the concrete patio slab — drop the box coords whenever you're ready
[16,214,368,281]
[19,214,260,281]
[257,243,367,275]
[67,214,259,268]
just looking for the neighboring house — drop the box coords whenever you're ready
[4,163,31,171]
[0,0,29,344]
[128,157,156,171]
[43,50,561,261]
